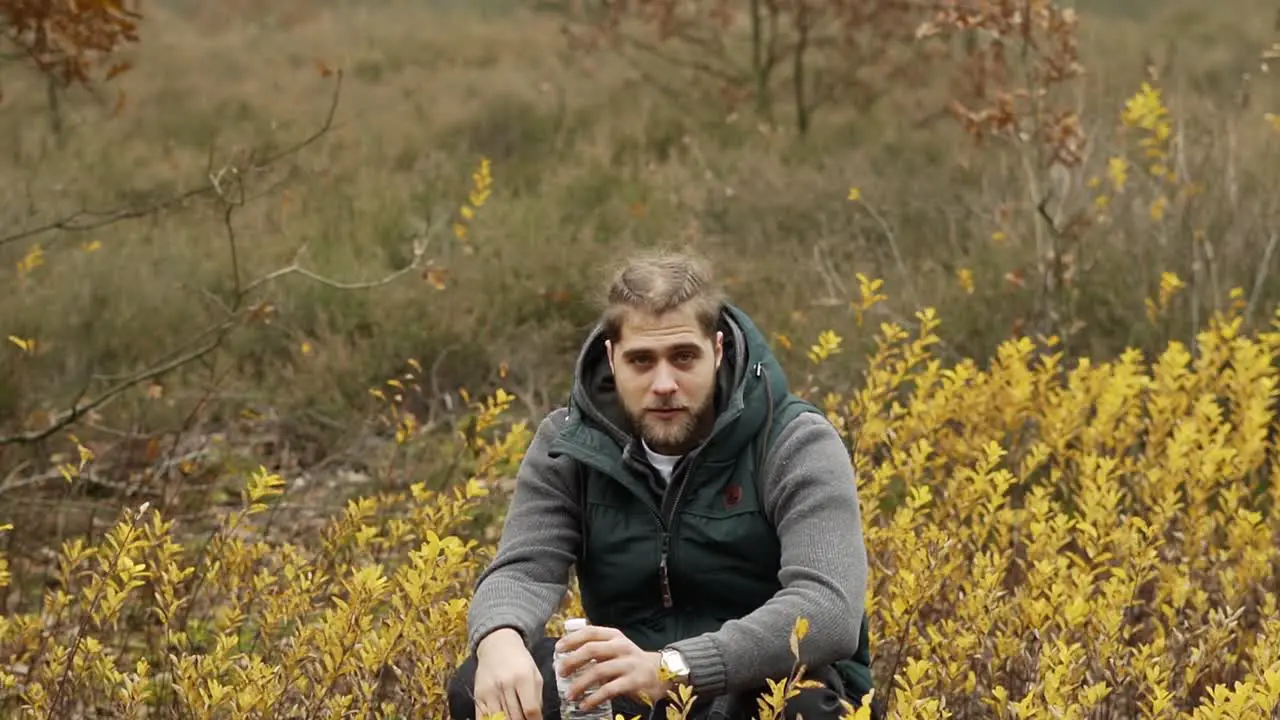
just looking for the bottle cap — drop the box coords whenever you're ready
[563,617,588,632]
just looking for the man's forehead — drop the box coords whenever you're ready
[613,308,711,350]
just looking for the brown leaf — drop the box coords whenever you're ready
[104,61,133,81]
[423,267,447,290]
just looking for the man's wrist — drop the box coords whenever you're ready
[476,627,523,658]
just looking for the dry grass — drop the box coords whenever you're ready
[0,0,1278,522]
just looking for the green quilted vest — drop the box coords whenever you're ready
[546,304,873,703]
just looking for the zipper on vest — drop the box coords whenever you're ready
[622,450,679,610]
[624,440,703,612]
[656,454,701,610]
[659,531,673,608]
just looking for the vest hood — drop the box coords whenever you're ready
[564,302,791,463]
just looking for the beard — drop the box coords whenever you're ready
[628,392,715,456]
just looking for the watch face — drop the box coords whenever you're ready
[663,650,689,676]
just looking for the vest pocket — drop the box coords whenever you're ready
[669,509,782,618]
[579,502,664,621]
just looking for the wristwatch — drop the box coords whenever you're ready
[659,647,690,684]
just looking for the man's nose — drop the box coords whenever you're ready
[651,363,678,394]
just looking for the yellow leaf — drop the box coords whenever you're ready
[1149,196,1168,220]
[16,244,43,277]
[794,616,810,640]
[7,336,35,354]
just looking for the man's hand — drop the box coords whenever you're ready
[474,628,543,720]
[554,625,672,711]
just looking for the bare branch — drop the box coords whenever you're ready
[609,28,749,87]
[0,194,438,452]
[0,71,379,450]
[0,70,344,250]
[1245,230,1279,325]
[0,324,234,446]
[242,237,431,295]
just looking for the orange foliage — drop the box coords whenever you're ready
[918,0,1087,168]
[1,0,143,88]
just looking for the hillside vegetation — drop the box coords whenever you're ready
[1,0,1279,717]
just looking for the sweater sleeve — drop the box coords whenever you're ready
[465,407,581,653]
[665,411,869,697]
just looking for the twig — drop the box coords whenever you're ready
[0,462,163,497]
[243,246,428,294]
[0,232,432,449]
[852,198,919,309]
[1,460,32,492]
[1245,230,1279,325]
[0,70,344,250]
[0,329,232,446]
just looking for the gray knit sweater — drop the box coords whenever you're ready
[465,405,869,699]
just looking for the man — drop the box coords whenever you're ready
[447,251,874,720]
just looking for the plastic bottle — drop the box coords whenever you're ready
[554,617,613,720]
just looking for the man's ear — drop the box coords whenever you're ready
[605,339,615,374]
[714,331,724,370]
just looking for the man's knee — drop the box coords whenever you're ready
[708,679,851,720]
[446,636,562,720]
[780,685,849,720]
[447,651,480,720]
[720,665,874,720]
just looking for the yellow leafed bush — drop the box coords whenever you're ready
[0,385,532,719]
[807,290,1280,719]
[3,285,1280,719]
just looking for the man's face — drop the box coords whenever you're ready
[606,305,723,455]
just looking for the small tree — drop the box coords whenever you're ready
[562,0,934,134]
[917,0,1090,348]
[0,0,143,132]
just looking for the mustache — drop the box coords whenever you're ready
[646,400,687,411]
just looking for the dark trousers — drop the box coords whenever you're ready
[447,636,859,720]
